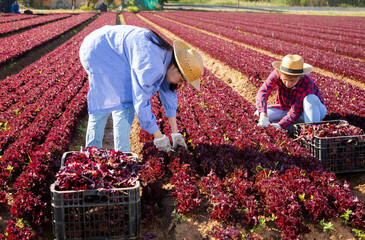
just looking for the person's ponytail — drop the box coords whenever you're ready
[147,29,179,92]
[147,29,173,51]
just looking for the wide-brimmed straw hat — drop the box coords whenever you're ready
[272,54,313,76]
[173,40,204,91]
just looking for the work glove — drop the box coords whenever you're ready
[257,115,270,127]
[171,133,187,150]
[153,135,172,152]
[270,123,281,129]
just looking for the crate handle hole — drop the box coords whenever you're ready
[84,195,109,203]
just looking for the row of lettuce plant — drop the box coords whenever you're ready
[155,11,365,58]
[0,14,36,23]
[0,13,96,65]
[0,45,82,155]
[0,68,85,183]
[171,11,365,58]
[152,12,365,84]
[161,11,364,48]
[138,12,365,132]
[0,13,71,35]
[124,12,365,239]
[0,22,88,155]
[0,35,78,89]
[186,12,365,39]
[0,13,117,239]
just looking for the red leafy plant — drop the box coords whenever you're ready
[55,146,139,191]
[0,219,37,240]
[281,168,337,222]
[255,169,311,239]
[209,226,242,240]
[168,156,201,214]
[200,171,238,223]
[296,122,364,141]
[138,143,166,219]
[224,168,261,228]
[311,171,365,229]
[0,191,7,206]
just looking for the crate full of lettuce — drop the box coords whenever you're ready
[50,147,140,240]
[294,120,365,173]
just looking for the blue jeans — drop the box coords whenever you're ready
[86,107,135,152]
[256,94,327,129]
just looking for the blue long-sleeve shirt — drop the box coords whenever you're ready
[79,25,177,134]
[11,3,20,13]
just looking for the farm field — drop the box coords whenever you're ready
[0,10,365,239]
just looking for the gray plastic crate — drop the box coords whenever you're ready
[51,182,140,240]
[294,120,365,173]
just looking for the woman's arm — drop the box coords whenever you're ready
[152,130,163,139]
[256,70,279,114]
[128,33,168,136]
[168,117,178,134]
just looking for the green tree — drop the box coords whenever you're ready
[86,0,99,8]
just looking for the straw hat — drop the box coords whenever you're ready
[272,54,313,76]
[173,40,204,91]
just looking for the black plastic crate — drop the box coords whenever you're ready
[293,120,365,173]
[52,150,140,239]
[51,182,140,240]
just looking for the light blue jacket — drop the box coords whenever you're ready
[79,25,177,134]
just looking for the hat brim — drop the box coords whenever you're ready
[272,61,313,76]
[173,40,200,91]
[189,79,200,91]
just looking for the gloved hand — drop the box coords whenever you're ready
[171,133,187,150]
[153,135,172,152]
[270,123,281,129]
[257,115,270,127]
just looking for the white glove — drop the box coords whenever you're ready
[171,133,187,150]
[153,135,172,152]
[270,123,281,129]
[257,115,270,127]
